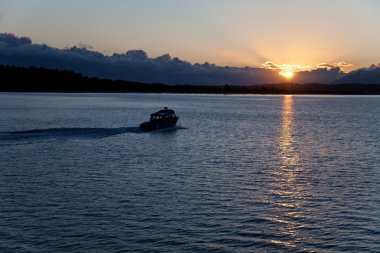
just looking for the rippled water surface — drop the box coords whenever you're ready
[0,93,379,252]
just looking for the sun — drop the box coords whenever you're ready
[280,71,294,79]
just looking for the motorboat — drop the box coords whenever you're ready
[139,107,179,131]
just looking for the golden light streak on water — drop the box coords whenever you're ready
[267,95,309,250]
[279,95,299,169]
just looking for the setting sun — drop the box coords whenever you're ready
[280,71,294,79]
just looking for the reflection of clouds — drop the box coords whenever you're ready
[266,95,308,250]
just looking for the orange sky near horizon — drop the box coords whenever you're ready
[1,0,379,74]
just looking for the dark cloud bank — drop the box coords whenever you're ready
[1,33,380,85]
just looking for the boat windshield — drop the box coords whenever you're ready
[150,113,176,121]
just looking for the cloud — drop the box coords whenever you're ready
[337,62,353,67]
[0,33,283,85]
[112,50,148,61]
[317,63,336,69]
[69,42,93,50]
[262,61,280,70]
[317,61,354,72]
[294,67,344,83]
[0,33,32,47]
[262,61,346,83]
[0,33,373,85]
[334,64,380,84]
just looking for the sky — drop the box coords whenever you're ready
[1,0,380,84]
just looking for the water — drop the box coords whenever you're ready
[0,93,379,252]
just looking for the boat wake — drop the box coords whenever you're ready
[0,126,186,144]
[0,127,137,143]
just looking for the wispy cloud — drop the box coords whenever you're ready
[262,61,280,70]
[317,63,336,69]
[317,62,354,72]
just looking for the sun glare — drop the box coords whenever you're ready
[280,71,294,79]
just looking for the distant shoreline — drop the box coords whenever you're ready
[1,65,380,95]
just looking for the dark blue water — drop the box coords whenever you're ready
[0,93,379,252]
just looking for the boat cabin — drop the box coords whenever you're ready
[150,107,177,121]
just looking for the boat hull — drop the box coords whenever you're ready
[139,117,178,131]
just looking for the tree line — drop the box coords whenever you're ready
[1,65,380,94]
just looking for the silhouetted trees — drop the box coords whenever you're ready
[1,65,380,94]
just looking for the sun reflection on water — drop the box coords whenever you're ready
[279,95,299,169]
[266,95,309,250]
